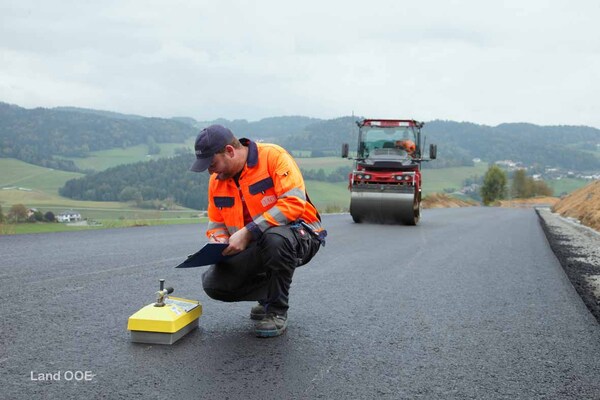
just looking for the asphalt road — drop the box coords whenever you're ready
[2,208,600,399]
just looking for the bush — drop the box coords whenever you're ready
[29,210,44,222]
[7,204,28,223]
[481,165,507,205]
[511,169,553,198]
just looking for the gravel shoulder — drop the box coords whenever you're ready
[537,207,600,322]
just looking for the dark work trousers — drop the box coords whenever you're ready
[201,225,321,316]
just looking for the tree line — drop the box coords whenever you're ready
[60,154,210,210]
[480,166,553,205]
[300,166,352,182]
[0,204,56,223]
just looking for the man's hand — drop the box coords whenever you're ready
[222,227,252,256]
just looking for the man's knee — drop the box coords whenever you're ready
[202,265,267,302]
[203,286,236,302]
[202,268,234,301]
[259,227,297,268]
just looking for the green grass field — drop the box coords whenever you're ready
[0,158,83,193]
[62,137,197,171]
[421,162,489,194]
[295,156,354,173]
[304,181,349,211]
[0,158,202,234]
[547,178,590,196]
[1,217,204,235]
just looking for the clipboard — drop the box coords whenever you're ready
[175,242,230,268]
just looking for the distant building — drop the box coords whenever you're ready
[494,160,525,171]
[27,208,38,218]
[461,184,480,194]
[495,160,521,168]
[57,210,82,223]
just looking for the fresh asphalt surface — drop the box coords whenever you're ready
[2,208,600,399]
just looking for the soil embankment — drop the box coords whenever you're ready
[552,180,600,232]
[422,193,477,209]
[497,196,559,208]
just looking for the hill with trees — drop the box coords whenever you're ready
[212,116,481,168]
[274,117,599,171]
[424,120,599,172]
[0,102,196,171]
[206,116,322,142]
[2,101,598,174]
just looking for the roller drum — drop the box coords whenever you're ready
[350,187,419,225]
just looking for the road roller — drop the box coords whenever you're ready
[342,119,437,225]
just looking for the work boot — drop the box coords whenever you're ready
[250,303,266,320]
[255,313,288,338]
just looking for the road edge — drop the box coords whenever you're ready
[536,207,600,324]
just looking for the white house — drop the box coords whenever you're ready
[57,210,82,223]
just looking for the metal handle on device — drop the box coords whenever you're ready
[155,279,174,307]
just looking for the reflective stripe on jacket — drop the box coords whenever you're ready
[206,139,324,240]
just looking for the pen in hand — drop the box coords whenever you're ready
[209,233,228,243]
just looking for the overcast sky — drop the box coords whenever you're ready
[1,0,599,127]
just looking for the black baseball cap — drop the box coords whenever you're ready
[189,124,234,172]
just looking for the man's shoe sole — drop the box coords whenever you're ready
[254,315,288,338]
[255,326,286,338]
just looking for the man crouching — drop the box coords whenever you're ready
[190,124,326,338]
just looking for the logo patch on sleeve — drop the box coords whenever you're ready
[261,195,277,207]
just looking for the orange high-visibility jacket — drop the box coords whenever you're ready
[206,139,325,241]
